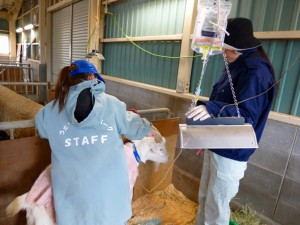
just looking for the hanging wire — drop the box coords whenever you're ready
[107,12,202,59]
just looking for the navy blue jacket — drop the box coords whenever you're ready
[199,49,275,161]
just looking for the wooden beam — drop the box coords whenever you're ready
[6,0,23,21]
[101,0,120,5]
[47,0,80,12]
[101,34,182,43]
[102,30,300,43]
[39,0,48,64]
[88,0,102,70]
[254,30,300,40]
[176,0,197,93]
[190,30,300,40]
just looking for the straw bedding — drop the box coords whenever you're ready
[129,184,263,225]
[129,184,197,225]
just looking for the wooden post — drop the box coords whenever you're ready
[176,0,198,93]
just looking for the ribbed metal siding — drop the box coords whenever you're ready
[103,41,181,89]
[229,0,300,31]
[268,40,300,115]
[16,19,22,28]
[22,0,31,13]
[16,33,22,43]
[103,0,186,88]
[0,19,9,31]
[24,13,30,25]
[105,0,187,37]
[51,6,72,83]
[72,0,88,61]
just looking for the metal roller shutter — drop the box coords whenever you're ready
[51,6,71,83]
[51,0,88,82]
[72,0,89,61]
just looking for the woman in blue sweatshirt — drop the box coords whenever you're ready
[35,60,158,225]
[187,18,276,225]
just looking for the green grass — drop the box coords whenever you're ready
[230,204,266,225]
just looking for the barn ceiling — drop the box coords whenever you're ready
[0,0,15,12]
[0,0,23,20]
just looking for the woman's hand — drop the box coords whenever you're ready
[186,105,211,121]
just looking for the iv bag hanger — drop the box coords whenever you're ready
[179,0,258,149]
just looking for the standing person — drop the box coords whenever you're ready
[186,18,276,225]
[35,60,159,225]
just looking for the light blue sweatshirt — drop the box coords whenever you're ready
[35,79,151,225]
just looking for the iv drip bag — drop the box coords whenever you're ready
[191,0,231,59]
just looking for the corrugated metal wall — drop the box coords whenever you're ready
[102,0,300,116]
[231,0,300,116]
[0,19,9,31]
[102,0,186,89]
[104,0,186,38]
[103,41,181,89]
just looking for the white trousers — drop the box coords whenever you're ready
[195,150,247,225]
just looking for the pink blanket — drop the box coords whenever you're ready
[25,144,139,224]
[25,165,56,224]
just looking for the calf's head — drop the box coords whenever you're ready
[133,136,168,164]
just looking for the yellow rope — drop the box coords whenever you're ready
[140,148,183,194]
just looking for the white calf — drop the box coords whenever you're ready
[6,136,168,225]
[124,136,168,201]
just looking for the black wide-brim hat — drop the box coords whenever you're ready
[224,17,261,51]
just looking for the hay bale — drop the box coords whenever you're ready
[0,85,43,138]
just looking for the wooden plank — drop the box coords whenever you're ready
[101,34,183,43]
[176,0,197,93]
[133,117,179,201]
[190,30,300,40]
[47,0,80,12]
[0,136,51,225]
[254,30,300,40]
